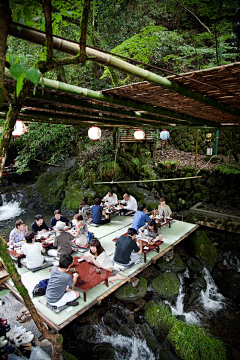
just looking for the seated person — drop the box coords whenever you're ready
[31,214,49,234]
[91,197,110,225]
[102,190,118,207]
[84,238,113,271]
[79,196,91,221]
[157,197,172,218]
[113,228,142,269]
[139,219,163,241]
[18,231,52,269]
[46,254,80,308]
[48,221,74,257]
[9,219,28,244]
[49,209,70,230]
[73,214,88,247]
[131,203,156,232]
[119,193,137,215]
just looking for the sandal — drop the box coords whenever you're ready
[17,310,31,323]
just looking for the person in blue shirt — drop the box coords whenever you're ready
[49,209,70,230]
[91,197,110,225]
[131,203,156,232]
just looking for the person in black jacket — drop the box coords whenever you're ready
[31,214,49,234]
[49,209,70,230]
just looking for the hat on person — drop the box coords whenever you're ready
[55,221,66,230]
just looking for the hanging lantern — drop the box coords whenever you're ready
[88,126,101,140]
[160,129,170,141]
[12,119,27,137]
[134,129,145,140]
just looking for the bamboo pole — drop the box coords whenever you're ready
[195,129,198,167]
[4,70,217,127]
[8,23,240,119]
[94,175,202,184]
[23,93,186,126]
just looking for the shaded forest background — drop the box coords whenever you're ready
[2,0,240,176]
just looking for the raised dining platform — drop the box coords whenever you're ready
[3,216,198,332]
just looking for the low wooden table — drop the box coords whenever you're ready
[140,238,163,262]
[112,233,163,263]
[67,257,112,302]
[156,217,173,228]
[7,249,25,268]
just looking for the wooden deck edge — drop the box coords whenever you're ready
[3,223,199,332]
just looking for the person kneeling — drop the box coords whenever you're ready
[46,254,80,308]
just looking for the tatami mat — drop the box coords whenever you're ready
[3,219,198,329]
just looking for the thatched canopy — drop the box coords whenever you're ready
[3,61,239,130]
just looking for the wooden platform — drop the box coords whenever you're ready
[3,216,198,332]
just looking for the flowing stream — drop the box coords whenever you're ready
[166,267,228,325]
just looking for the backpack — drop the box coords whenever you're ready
[32,278,49,297]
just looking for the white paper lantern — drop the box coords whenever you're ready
[88,126,101,140]
[160,129,170,141]
[12,119,27,137]
[134,129,145,140]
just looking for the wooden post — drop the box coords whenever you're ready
[195,129,198,167]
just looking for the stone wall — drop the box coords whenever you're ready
[21,158,240,214]
[169,128,240,156]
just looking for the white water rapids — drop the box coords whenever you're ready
[166,267,228,324]
[0,194,24,221]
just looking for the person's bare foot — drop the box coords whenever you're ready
[109,274,125,283]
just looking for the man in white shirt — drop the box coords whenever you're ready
[119,193,137,215]
[102,190,118,207]
[19,231,46,269]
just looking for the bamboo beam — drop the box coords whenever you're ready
[5,70,216,127]
[24,94,187,126]
[8,23,240,119]
[94,176,202,184]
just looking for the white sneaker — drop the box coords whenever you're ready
[0,336,5,341]
[0,339,8,348]
[15,333,34,347]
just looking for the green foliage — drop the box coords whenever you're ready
[214,164,240,175]
[7,54,41,96]
[168,322,226,360]
[13,123,77,174]
[144,301,226,360]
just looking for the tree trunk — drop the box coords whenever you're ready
[0,0,11,108]
[0,235,64,360]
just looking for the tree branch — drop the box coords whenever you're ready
[79,0,91,64]
[176,1,211,33]
[42,0,53,63]
[0,0,11,109]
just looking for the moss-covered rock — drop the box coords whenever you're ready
[157,253,186,273]
[113,277,147,302]
[168,321,226,360]
[189,230,217,269]
[144,301,176,334]
[150,272,180,300]
[144,301,226,360]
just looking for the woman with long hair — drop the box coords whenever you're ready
[73,213,88,247]
[84,238,125,282]
[139,219,163,241]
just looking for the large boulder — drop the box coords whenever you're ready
[189,230,217,269]
[150,273,180,301]
[157,253,186,273]
[144,301,226,360]
[113,277,147,302]
[218,270,240,303]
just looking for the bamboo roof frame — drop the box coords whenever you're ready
[4,22,240,129]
